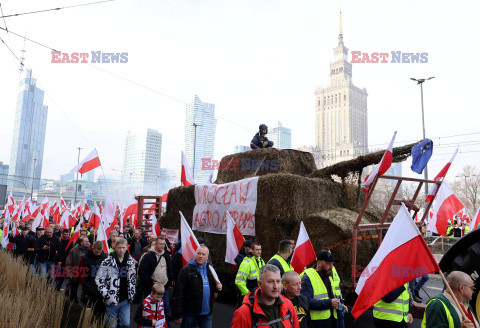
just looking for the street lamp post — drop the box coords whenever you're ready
[74,147,82,205]
[31,158,37,199]
[410,77,435,197]
[192,123,202,180]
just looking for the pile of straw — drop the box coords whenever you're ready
[0,250,105,328]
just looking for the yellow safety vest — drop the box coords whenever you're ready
[331,266,342,299]
[373,284,410,322]
[303,268,338,321]
[268,254,294,274]
[421,297,455,328]
[235,256,265,295]
[464,225,470,235]
[446,226,453,236]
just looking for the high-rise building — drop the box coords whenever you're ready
[122,129,162,194]
[185,95,217,183]
[8,69,48,192]
[0,162,9,186]
[233,145,250,154]
[315,11,368,168]
[269,121,292,149]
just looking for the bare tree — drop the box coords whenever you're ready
[452,165,480,214]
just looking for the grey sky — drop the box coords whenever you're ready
[0,0,479,182]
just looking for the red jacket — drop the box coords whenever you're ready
[231,288,299,328]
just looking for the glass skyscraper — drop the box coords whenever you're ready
[122,128,162,194]
[185,95,217,184]
[8,69,48,192]
[270,121,292,149]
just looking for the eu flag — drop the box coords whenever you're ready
[411,139,433,174]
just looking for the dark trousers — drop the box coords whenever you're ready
[374,318,407,328]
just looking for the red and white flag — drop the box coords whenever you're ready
[225,212,244,265]
[60,197,67,211]
[124,198,137,224]
[72,148,101,177]
[6,192,15,215]
[428,183,466,236]
[60,210,76,230]
[88,202,102,230]
[425,148,458,203]
[362,132,396,194]
[103,195,115,226]
[352,204,440,319]
[291,221,317,274]
[65,216,83,251]
[180,211,200,266]
[97,220,109,253]
[470,207,480,231]
[151,214,161,237]
[181,151,195,186]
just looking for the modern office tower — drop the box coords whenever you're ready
[269,121,292,149]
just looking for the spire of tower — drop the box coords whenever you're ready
[338,9,343,45]
[19,34,26,73]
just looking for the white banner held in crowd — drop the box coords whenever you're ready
[192,177,259,236]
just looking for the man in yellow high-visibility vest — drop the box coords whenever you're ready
[268,239,294,278]
[300,251,343,328]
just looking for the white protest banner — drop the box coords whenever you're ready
[163,228,179,245]
[192,177,258,236]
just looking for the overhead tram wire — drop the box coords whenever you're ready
[0,35,23,66]
[0,3,13,47]
[0,0,115,19]
[86,63,253,132]
[0,26,58,51]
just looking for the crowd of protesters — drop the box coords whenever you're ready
[1,213,479,328]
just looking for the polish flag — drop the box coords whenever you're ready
[352,204,440,319]
[362,132,396,195]
[72,148,101,177]
[88,202,101,230]
[6,192,15,215]
[1,216,11,248]
[425,148,458,203]
[470,207,480,231]
[291,221,317,274]
[60,197,67,211]
[65,217,84,252]
[151,214,161,237]
[103,195,115,226]
[52,205,61,224]
[60,210,76,230]
[124,198,137,223]
[99,202,103,214]
[180,211,200,266]
[161,193,168,203]
[225,212,245,265]
[427,183,466,236]
[181,151,195,186]
[22,198,31,218]
[97,220,109,253]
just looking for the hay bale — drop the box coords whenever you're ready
[161,173,345,273]
[215,148,317,184]
[311,143,416,179]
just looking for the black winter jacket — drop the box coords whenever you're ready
[9,233,30,257]
[172,262,220,319]
[138,250,173,295]
[79,246,108,298]
[34,235,60,263]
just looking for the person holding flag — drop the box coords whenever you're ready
[422,271,478,328]
[235,242,265,307]
[172,246,222,328]
[372,284,412,327]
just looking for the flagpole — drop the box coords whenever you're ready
[438,270,467,321]
[74,147,82,205]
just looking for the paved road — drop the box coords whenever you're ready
[129,276,444,327]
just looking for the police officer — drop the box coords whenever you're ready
[268,240,294,278]
[235,242,265,307]
[250,124,274,149]
[373,284,412,328]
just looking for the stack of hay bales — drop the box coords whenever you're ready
[161,148,380,293]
